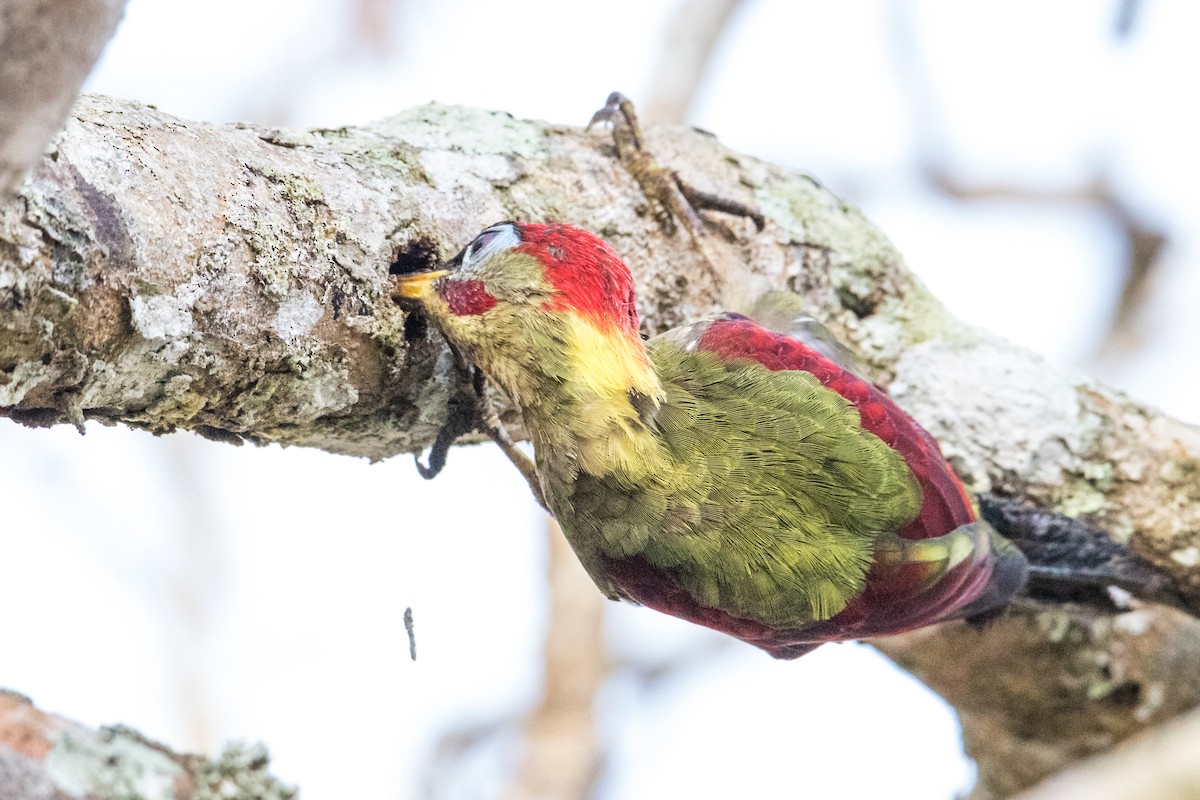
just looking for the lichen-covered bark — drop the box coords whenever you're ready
[2,94,1199,797]
[0,690,293,800]
[889,339,1200,605]
[877,331,1200,795]
[878,603,1200,799]
[0,94,911,459]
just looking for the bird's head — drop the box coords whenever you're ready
[393,221,661,414]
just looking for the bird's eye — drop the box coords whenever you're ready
[465,231,499,263]
[461,222,520,269]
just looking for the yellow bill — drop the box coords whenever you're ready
[392,269,449,300]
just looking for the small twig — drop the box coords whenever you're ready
[403,606,416,661]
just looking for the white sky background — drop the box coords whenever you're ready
[2,1,1197,798]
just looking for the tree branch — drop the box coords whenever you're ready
[2,94,1199,796]
[1014,704,1200,800]
[0,690,294,800]
[878,601,1200,799]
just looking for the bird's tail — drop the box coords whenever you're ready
[954,528,1029,621]
[866,521,1029,633]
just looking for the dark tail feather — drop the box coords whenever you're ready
[957,535,1029,623]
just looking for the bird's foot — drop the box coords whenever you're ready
[587,91,765,241]
[415,361,549,511]
[413,361,481,480]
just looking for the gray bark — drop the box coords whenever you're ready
[2,94,1199,797]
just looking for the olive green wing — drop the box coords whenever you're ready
[572,338,922,628]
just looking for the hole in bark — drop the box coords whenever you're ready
[389,238,440,276]
[1107,681,1142,708]
[403,311,427,343]
[837,286,879,319]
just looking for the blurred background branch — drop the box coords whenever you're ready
[642,0,747,124]
[0,0,127,195]
[884,1,1168,377]
[502,520,608,800]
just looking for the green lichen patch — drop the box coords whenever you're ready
[243,218,296,302]
[190,741,296,800]
[46,726,183,800]
[373,103,551,161]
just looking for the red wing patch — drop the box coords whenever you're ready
[696,315,974,541]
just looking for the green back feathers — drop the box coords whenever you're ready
[556,341,922,628]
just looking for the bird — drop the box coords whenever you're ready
[393,220,1027,658]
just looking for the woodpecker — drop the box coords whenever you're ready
[393,221,1026,658]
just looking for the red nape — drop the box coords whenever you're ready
[440,279,497,316]
[515,223,640,335]
[697,315,975,542]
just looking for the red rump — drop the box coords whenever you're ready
[515,223,640,336]
[696,315,975,543]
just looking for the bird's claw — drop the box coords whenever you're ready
[586,92,636,139]
[414,362,549,511]
[414,364,483,480]
[587,91,766,239]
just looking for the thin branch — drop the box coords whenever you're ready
[884,2,1167,372]
[917,169,1168,369]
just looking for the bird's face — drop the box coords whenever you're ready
[394,221,643,369]
[394,221,659,419]
[394,221,548,346]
